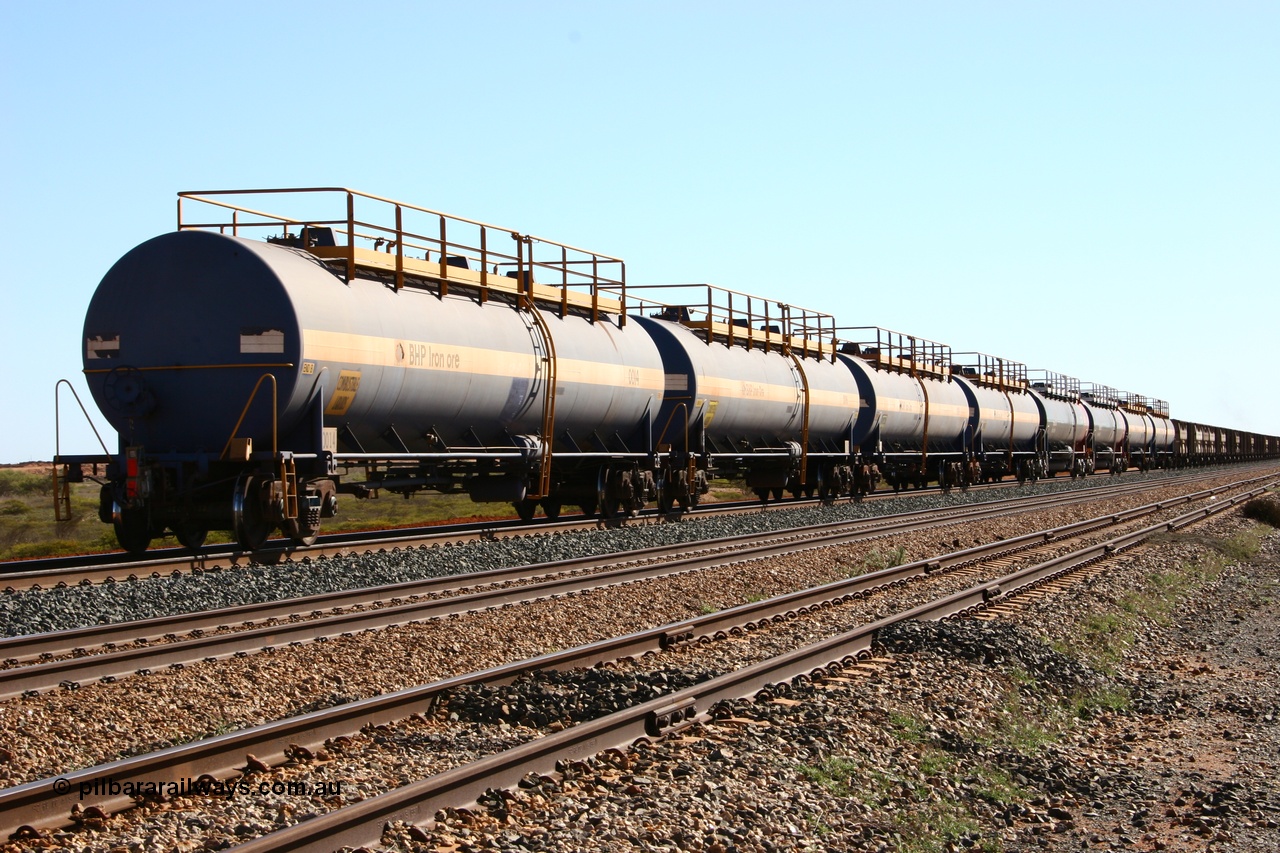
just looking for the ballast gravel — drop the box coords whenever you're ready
[0,468,1233,638]
[0,471,1275,853]
[0,475,1248,791]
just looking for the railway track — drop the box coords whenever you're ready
[224,480,1278,853]
[0,466,1227,591]
[0,471,1264,700]
[1,473,1271,844]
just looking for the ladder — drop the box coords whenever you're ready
[52,464,72,522]
[280,456,299,522]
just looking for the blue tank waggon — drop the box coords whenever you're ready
[1027,371,1089,478]
[950,353,1044,485]
[833,329,970,493]
[626,285,859,507]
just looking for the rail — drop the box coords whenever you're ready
[176,188,626,320]
[837,326,951,379]
[4,472,1266,700]
[1028,369,1081,402]
[614,282,837,360]
[952,350,1028,392]
[190,479,1279,853]
[52,381,113,522]
[4,474,1269,842]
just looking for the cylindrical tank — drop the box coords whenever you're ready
[1081,399,1124,461]
[1148,414,1174,455]
[836,357,971,455]
[952,378,1040,455]
[82,231,665,456]
[1026,389,1088,468]
[632,316,859,451]
[1120,409,1154,458]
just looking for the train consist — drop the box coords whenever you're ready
[56,188,1280,554]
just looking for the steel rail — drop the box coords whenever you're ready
[5,464,1265,590]
[2,474,1257,698]
[0,477,1270,840]
[1,471,1235,664]
[5,466,1254,637]
[220,481,1277,853]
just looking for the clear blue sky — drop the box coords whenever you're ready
[2,1,1276,463]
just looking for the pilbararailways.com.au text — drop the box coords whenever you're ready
[53,776,344,801]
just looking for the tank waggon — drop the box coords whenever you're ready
[1146,399,1175,467]
[1117,396,1156,472]
[1027,371,1089,478]
[1080,385,1128,474]
[628,286,859,507]
[74,188,665,551]
[1118,395,1175,470]
[951,354,1043,484]
[835,329,973,494]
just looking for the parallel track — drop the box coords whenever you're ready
[0,474,1271,842]
[0,466,1233,591]
[0,472,1263,699]
[222,480,1274,853]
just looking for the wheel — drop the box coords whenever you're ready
[514,498,538,522]
[755,488,771,504]
[286,507,321,547]
[771,487,784,502]
[540,499,561,521]
[578,496,598,519]
[173,523,208,550]
[233,475,272,552]
[114,507,152,555]
[289,525,319,547]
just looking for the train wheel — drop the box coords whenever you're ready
[173,523,208,550]
[578,496,598,519]
[114,508,152,555]
[771,487,785,502]
[233,475,272,552]
[287,512,321,547]
[541,499,562,521]
[290,526,319,547]
[514,498,538,523]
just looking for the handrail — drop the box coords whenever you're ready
[176,188,624,306]
[837,326,952,378]
[655,402,691,453]
[219,374,278,461]
[54,380,112,459]
[618,282,836,357]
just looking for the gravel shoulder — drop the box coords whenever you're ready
[386,509,1280,853]
[1,480,1277,852]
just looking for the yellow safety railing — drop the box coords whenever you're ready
[176,187,626,319]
